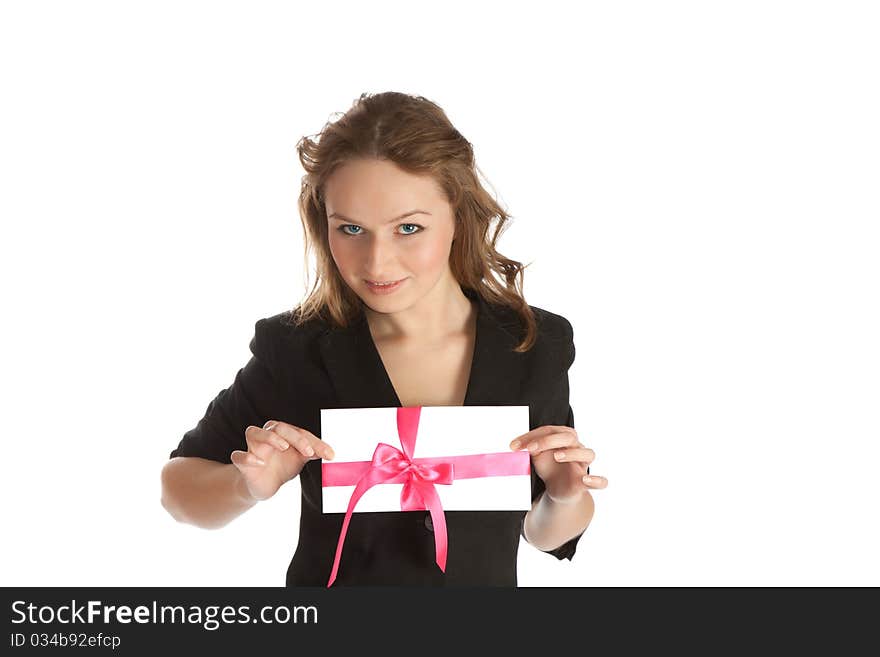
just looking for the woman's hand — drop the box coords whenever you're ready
[231,421,335,502]
[510,425,607,504]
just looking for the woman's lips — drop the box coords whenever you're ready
[364,278,406,294]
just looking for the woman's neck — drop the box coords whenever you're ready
[364,281,475,345]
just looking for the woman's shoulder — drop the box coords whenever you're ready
[254,309,334,348]
[483,298,575,373]
[526,305,575,370]
[245,310,339,376]
[487,298,574,343]
[529,304,574,340]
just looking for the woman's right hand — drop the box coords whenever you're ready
[231,421,335,501]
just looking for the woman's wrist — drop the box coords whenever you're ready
[232,465,258,505]
[546,488,586,505]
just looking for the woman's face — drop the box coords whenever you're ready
[324,158,458,313]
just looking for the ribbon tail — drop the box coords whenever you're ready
[327,473,384,587]
[415,480,448,572]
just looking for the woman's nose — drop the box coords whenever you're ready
[363,235,398,271]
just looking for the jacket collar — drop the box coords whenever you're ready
[317,287,523,409]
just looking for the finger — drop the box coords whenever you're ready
[320,442,336,461]
[552,447,596,465]
[511,427,580,454]
[268,421,335,461]
[246,425,289,453]
[582,474,608,489]
[261,421,313,457]
[510,425,576,445]
[231,449,266,467]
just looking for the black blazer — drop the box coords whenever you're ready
[169,287,586,586]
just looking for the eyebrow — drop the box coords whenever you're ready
[328,209,432,224]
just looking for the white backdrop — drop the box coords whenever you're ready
[2,0,878,587]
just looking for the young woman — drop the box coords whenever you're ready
[161,91,608,586]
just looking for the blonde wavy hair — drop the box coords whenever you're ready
[289,91,538,352]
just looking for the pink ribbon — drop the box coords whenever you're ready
[321,406,530,587]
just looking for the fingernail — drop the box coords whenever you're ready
[255,457,266,466]
[583,475,592,484]
[510,440,521,450]
[263,421,275,430]
[555,452,565,460]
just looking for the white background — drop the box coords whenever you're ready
[2,1,877,587]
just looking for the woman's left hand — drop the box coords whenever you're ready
[510,425,608,504]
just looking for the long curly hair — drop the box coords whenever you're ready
[289,91,538,352]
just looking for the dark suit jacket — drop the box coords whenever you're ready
[169,287,586,586]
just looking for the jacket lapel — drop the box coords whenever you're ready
[317,288,524,409]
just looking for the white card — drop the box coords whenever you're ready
[320,405,533,513]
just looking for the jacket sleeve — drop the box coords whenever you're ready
[168,317,285,464]
[522,314,587,561]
